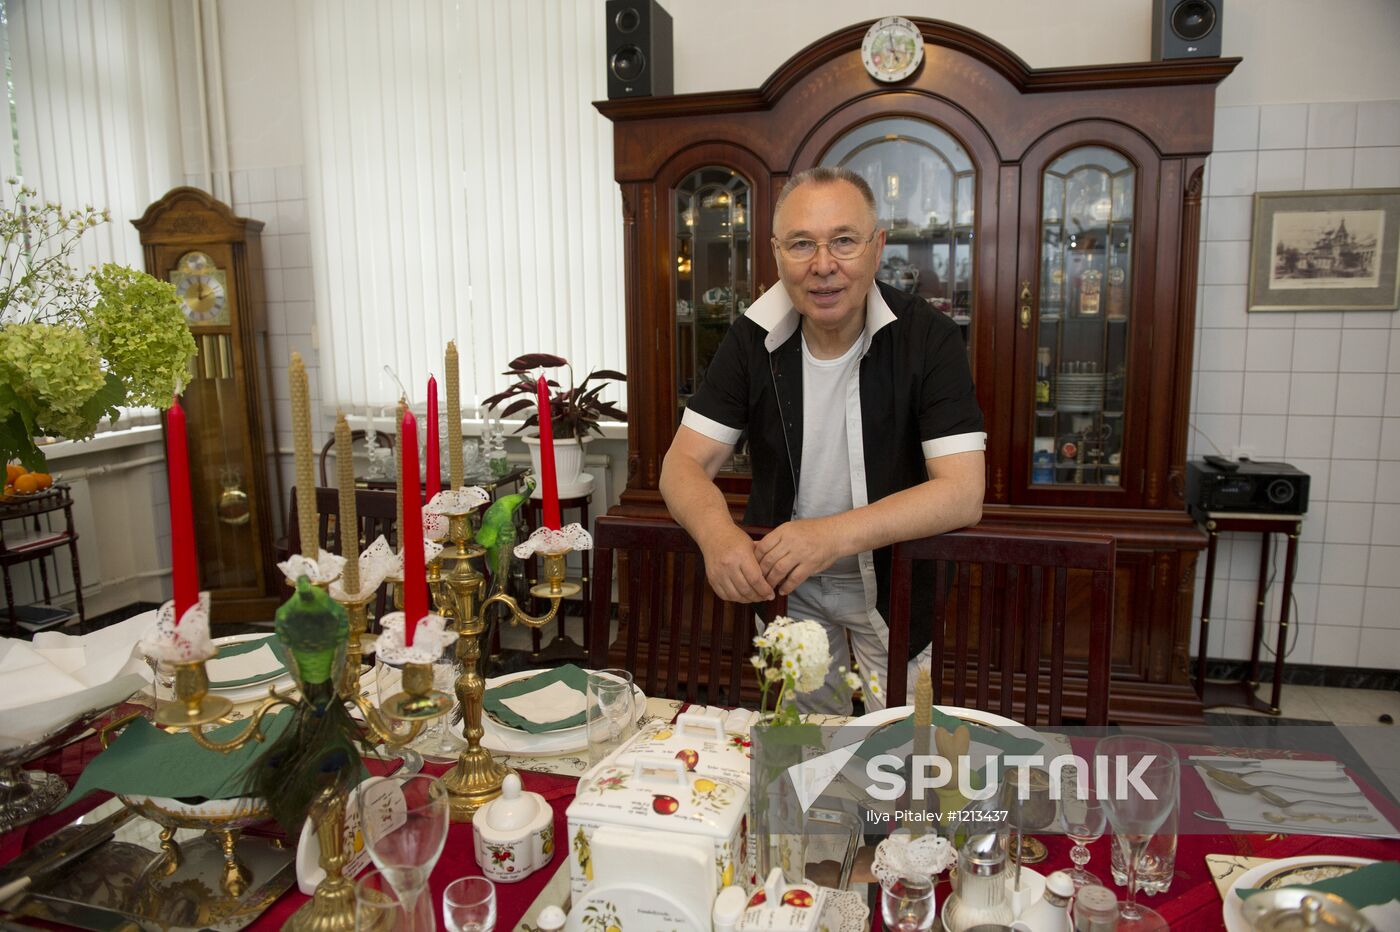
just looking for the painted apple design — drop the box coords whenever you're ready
[651,794,679,815]
[782,889,814,908]
[675,748,700,770]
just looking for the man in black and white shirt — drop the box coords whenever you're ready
[660,166,986,712]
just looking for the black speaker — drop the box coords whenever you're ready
[1151,0,1223,59]
[605,0,673,99]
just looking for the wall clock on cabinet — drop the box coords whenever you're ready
[134,188,279,621]
[861,16,924,83]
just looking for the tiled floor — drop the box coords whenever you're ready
[1208,683,1400,724]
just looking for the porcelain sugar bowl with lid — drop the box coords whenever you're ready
[472,772,555,883]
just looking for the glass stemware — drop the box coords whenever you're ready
[1059,776,1107,888]
[374,660,425,773]
[585,669,636,766]
[443,877,497,932]
[358,774,450,932]
[355,868,416,931]
[881,874,937,932]
[1096,735,1178,931]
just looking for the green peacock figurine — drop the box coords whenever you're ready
[242,576,370,834]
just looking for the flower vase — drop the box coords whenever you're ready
[522,434,588,494]
[748,715,811,886]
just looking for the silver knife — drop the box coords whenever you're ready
[0,806,133,897]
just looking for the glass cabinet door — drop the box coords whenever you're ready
[821,118,977,346]
[674,168,752,424]
[1031,146,1134,488]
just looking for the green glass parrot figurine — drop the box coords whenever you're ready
[475,476,534,591]
[242,576,368,833]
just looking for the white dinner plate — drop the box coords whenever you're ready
[1223,855,1377,932]
[459,668,646,757]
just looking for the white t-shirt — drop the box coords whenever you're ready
[796,332,863,577]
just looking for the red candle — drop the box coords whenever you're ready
[425,375,441,502]
[400,409,427,646]
[166,398,199,620]
[536,375,561,530]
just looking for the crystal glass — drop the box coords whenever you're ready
[1111,793,1177,895]
[1059,777,1107,888]
[355,868,417,931]
[374,660,425,774]
[358,774,450,932]
[881,875,937,932]
[443,877,497,932]
[425,645,464,761]
[1096,735,1178,931]
[585,668,636,766]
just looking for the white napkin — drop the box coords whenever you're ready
[500,680,586,724]
[0,641,88,709]
[205,644,282,684]
[1195,758,1396,835]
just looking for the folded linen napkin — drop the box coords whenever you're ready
[64,707,295,805]
[1195,758,1396,835]
[1240,860,1400,928]
[205,636,291,689]
[483,665,590,733]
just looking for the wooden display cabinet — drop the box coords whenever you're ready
[597,19,1239,723]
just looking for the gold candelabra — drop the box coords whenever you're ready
[429,509,581,823]
[153,580,449,932]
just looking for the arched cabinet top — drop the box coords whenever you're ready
[596,18,1239,180]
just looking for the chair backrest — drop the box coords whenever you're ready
[319,430,394,487]
[888,526,1116,726]
[286,486,400,620]
[587,515,785,706]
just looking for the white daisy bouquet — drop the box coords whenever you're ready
[751,616,881,727]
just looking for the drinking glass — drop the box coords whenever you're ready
[1111,792,1178,895]
[425,646,464,761]
[375,660,425,774]
[1059,777,1107,888]
[358,774,450,932]
[880,875,937,931]
[354,869,413,931]
[443,877,497,932]
[1096,735,1178,931]
[585,669,636,766]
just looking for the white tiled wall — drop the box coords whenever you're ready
[1190,100,1400,670]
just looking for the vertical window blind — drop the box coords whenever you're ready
[296,0,627,412]
[0,0,181,272]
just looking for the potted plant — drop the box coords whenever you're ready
[0,180,196,469]
[482,353,626,492]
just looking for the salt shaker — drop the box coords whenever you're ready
[536,905,566,931]
[1071,885,1118,932]
[946,832,1015,931]
[1012,870,1074,931]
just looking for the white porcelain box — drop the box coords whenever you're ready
[566,747,750,911]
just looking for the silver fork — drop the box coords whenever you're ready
[1201,762,1348,782]
[1240,782,1362,798]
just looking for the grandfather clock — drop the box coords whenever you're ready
[134,188,278,621]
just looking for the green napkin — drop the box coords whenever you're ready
[1241,861,1400,911]
[856,708,1042,761]
[482,664,590,734]
[207,636,291,688]
[63,708,295,806]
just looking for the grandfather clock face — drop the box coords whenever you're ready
[170,251,230,326]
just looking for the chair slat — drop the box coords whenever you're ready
[998,564,1018,719]
[931,561,949,706]
[1024,565,1044,726]
[1049,566,1068,724]
[953,562,972,708]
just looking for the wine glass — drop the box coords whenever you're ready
[358,774,450,932]
[880,874,937,931]
[423,645,464,761]
[585,669,636,766]
[443,877,497,932]
[1058,775,1107,888]
[1097,735,1178,931]
[374,660,425,773]
[355,868,413,931]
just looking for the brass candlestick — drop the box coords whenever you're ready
[432,511,582,822]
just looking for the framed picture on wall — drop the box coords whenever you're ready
[1247,187,1400,312]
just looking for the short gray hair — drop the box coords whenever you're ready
[773,166,877,228]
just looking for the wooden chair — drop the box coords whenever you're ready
[586,515,785,706]
[285,486,400,619]
[887,526,1116,725]
[318,430,394,486]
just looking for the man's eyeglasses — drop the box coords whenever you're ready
[772,229,879,263]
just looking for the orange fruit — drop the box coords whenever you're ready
[31,472,52,489]
[13,473,42,494]
[5,464,25,483]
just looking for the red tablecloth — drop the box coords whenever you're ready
[6,714,1400,931]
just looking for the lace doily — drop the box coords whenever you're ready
[871,831,955,888]
[372,611,458,664]
[140,594,214,663]
[425,487,490,516]
[276,549,346,587]
[512,523,593,558]
[329,535,396,601]
[423,510,450,543]
[381,539,447,584]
